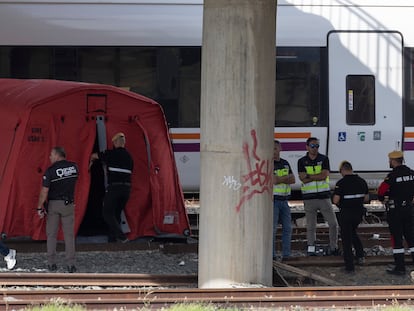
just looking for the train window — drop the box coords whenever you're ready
[411,49,414,101]
[275,47,324,126]
[120,47,201,128]
[404,48,414,126]
[176,47,201,128]
[119,47,158,99]
[0,47,50,79]
[53,48,78,81]
[0,46,201,128]
[346,75,375,125]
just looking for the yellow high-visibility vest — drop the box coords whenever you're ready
[273,167,291,197]
[301,165,330,195]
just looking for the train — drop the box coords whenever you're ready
[1,0,414,193]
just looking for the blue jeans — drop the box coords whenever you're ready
[273,199,292,258]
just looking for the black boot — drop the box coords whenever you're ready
[386,253,405,275]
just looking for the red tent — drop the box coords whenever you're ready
[0,79,190,240]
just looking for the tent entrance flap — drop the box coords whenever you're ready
[78,125,107,237]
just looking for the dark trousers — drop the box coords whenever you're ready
[338,209,364,271]
[387,206,414,270]
[102,184,130,240]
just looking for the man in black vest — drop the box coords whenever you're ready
[378,150,414,275]
[332,161,369,273]
[91,132,133,243]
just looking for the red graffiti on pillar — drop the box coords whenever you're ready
[235,129,273,212]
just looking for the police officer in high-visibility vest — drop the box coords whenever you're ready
[378,150,414,275]
[297,137,339,256]
[273,140,296,260]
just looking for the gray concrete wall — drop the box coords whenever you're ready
[199,0,276,288]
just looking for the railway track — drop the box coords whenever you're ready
[277,254,398,267]
[277,224,391,250]
[4,224,392,255]
[0,200,400,310]
[184,199,387,214]
[1,285,414,309]
[186,199,388,239]
[0,272,197,287]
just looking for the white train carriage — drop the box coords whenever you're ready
[1,0,414,192]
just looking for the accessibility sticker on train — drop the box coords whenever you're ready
[338,132,346,142]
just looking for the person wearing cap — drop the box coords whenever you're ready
[272,140,296,261]
[297,137,339,256]
[332,161,369,273]
[378,150,414,275]
[90,132,134,243]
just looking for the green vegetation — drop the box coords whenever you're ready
[165,304,239,311]
[382,305,414,311]
[23,302,239,311]
[23,299,85,311]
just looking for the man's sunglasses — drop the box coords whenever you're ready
[309,143,320,149]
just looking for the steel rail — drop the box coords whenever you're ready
[1,286,414,309]
[0,273,197,287]
[186,200,387,214]
[278,255,397,267]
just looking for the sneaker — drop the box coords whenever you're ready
[4,249,16,270]
[67,265,76,273]
[116,237,129,243]
[386,267,405,276]
[48,264,57,272]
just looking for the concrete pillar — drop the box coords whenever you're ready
[199,0,276,288]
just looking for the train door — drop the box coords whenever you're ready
[327,31,403,175]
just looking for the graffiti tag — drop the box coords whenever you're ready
[223,175,242,191]
[235,129,273,212]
